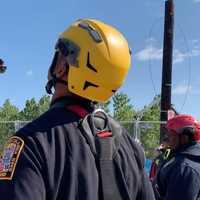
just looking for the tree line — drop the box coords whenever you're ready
[0,93,161,158]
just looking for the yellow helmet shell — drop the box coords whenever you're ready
[59,19,131,102]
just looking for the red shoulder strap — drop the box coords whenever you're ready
[66,105,112,138]
[149,161,157,180]
[66,105,88,118]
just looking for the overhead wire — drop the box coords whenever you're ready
[176,22,192,113]
[147,17,192,113]
[147,17,163,96]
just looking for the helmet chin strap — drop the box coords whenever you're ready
[45,78,56,95]
[45,76,68,94]
[45,51,68,95]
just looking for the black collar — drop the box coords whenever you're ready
[50,96,95,113]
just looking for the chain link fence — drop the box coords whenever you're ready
[0,121,29,151]
[0,120,165,158]
[119,121,166,159]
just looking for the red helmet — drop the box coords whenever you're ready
[166,114,200,141]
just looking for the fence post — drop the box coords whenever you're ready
[134,120,141,143]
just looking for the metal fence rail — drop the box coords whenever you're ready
[0,120,165,158]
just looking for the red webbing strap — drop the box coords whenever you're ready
[66,105,112,137]
[149,161,157,180]
[66,105,88,118]
[97,131,112,138]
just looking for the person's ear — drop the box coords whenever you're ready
[180,135,189,145]
[54,54,68,78]
[55,65,66,78]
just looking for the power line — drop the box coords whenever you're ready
[147,17,163,96]
[176,23,192,113]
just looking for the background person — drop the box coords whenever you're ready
[155,114,200,200]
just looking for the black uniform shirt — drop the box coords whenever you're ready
[0,97,154,200]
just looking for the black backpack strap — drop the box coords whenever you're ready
[79,109,124,200]
[97,137,123,200]
[53,102,125,200]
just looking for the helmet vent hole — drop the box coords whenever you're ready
[83,81,98,90]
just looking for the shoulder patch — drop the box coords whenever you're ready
[0,136,24,180]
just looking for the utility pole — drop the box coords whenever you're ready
[160,0,174,142]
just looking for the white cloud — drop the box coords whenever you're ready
[173,48,200,63]
[194,0,200,3]
[173,50,185,63]
[135,46,163,61]
[191,49,200,57]
[173,84,200,96]
[190,39,200,50]
[172,85,192,95]
[26,70,33,76]
[191,39,199,44]
[146,37,157,44]
[136,44,200,64]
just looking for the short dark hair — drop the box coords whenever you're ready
[181,127,195,141]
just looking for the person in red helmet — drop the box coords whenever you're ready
[154,114,200,200]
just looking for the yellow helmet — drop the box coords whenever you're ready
[55,19,131,102]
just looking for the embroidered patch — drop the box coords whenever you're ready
[0,136,24,180]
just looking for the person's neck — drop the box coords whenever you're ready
[50,83,95,111]
[175,141,196,152]
[50,93,95,113]
[51,84,89,105]
[52,91,69,102]
[51,83,71,102]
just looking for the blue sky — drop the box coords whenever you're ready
[0,0,200,119]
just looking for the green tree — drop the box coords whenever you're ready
[113,92,136,121]
[19,98,39,121]
[112,92,136,136]
[0,99,19,121]
[19,95,51,120]
[38,95,51,115]
[0,96,51,150]
[139,95,161,158]
[0,99,19,150]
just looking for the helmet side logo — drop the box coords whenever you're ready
[87,52,97,72]
[83,81,98,90]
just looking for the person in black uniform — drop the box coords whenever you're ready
[0,19,155,200]
[155,114,200,200]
